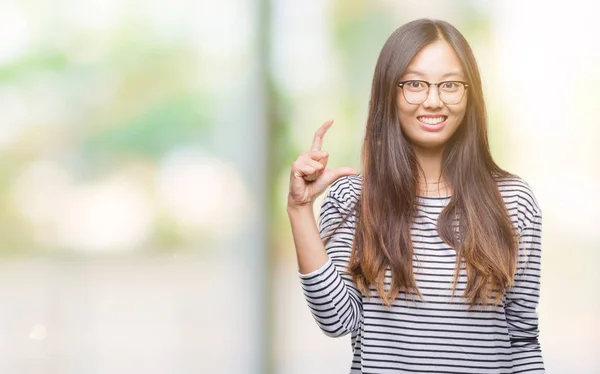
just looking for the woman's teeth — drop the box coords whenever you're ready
[418,116,446,125]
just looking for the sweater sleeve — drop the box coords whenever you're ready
[298,177,363,337]
[505,207,545,373]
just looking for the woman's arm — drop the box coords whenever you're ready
[287,120,360,337]
[294,178,363,337]
[287,202,329,274]
[505,210,545,372]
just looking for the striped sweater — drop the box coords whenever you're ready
[299,175,544,373]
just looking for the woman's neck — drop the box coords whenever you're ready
[415,147,443,181]
[414,147,450,196]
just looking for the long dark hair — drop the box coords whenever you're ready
[348,19,517,306]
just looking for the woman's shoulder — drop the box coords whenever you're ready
[494,173,542,227]
[495,174,540,207]
[327,174,362,208]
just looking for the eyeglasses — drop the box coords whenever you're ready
[397,80,469,105]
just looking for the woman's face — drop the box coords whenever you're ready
[396,40,468,152]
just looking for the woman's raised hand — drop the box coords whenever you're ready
[288,120,358,207]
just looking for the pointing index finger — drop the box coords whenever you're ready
[311,119,334,151]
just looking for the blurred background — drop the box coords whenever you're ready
[0,0,598,373]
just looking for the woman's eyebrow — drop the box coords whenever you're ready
[441,71,464,79]
[402,69,423,76]
[401,69,464,79]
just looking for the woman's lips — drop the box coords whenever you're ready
[417,115,447,131]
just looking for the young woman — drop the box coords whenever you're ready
[287,19,544,373]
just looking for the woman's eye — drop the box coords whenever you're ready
[442,82,458,90]
[408,81,424,88]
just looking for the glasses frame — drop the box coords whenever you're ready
[397,80,469,105]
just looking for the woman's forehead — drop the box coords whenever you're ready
[403,40,464,79]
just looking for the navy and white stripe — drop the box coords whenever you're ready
[299,175,544,373]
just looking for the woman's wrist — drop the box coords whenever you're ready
[286,197,314,213]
